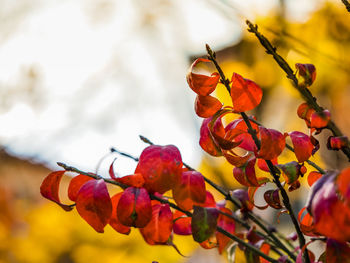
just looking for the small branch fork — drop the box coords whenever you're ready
[245,20,350,162]
[206,45,310,263]
[57,161,281,263]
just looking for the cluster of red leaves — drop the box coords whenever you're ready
[41,144,241,254]
[188,59,319,210]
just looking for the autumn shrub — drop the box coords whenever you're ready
[40,19,350,263]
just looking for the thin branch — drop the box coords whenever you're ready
[246,20,350,162]
[110,147,139,161]
[206,45,309,263]
[137,136,296,260]
[57,162,279,263]
[341,0,350,13]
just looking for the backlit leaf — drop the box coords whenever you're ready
[117,187,152,228]
[172,171,206,211]
[76,179,112,233]
[230,73,263,112]
[289,131,314,163]
[195,95,222,118]
[109,192,131,235]
[199,116,223,156]
[140,204,173,245]
[257,127,286,160]
[68,174,94,202]
[135,145,183,194]
[187,58,220,96]
[40,171,74,211]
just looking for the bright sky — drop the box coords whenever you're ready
[0,0,324,176]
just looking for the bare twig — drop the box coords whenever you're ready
[245,20,350,162]
[341,0,350,13]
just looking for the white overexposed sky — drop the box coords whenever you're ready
[0,0,326,176]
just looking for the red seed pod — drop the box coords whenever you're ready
[327,136,349,151]
[310,109,331,129]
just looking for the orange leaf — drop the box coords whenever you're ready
[40,171,74,211]
[68,174,94,202]
[172,171,206,211]
[195,95,222,118]
[257,127,286,160]
[109,192,131,235]
[230,73,262,112]
[187,58,220,96]
[307,171,322,187]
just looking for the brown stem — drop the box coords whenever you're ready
[245,20,350,162]
[206,45,309,263]
[138,136,296,260]
[57,162,279,263]
[341,0,350,13]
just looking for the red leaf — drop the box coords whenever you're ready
[223,150,252,167]
[225,117,259,152]
[216,207,235,254]
[199,117,224,156]
[172,171,206,211]
[117,187,152,228]
[195,95,222,118]
[135,145,183,194]
[310,110,331,129]
[257,157,278,172]
[295,63,316,86]
[337,167,350,200]
[76,179,112,233]
[191,206,219,243]
[140,204,173,245]
[233,157,260,187]
[207,108,242,151]
[173,210,192,235]
[298,207,316,236]
[289,131,314,163]
[109,160,145,188]
[308,173,350,241]
[257,127,286,160]
[109,192,131,235]
[186,58,220,96]
[195,191,216,208]
[40,171,73,211]
[327,136,349,151]
[263,189,282,209]
[307,171,322,187]
[68,174,94,202]
[230,73,263,112]
[325,239,350,263]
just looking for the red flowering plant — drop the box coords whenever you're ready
[40,20,350,263]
